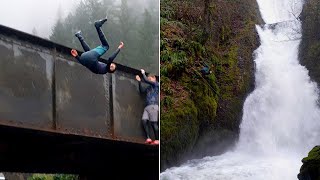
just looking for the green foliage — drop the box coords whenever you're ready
[160,17,169,27]
[163,96,174,108]
[160,0,175,19]
[170,52,187,72]
[160,17,220,170]
[49,0,159,74]
[160,0,261,171]
[160,63,170,77]
[137,9,159,72]
[161,48,188,78]
[160,76,173,95]
[300,0,320,92]
[28,174,78,180]
[160,49,171,62]
[216,45,239,100]
[309,42,320,57]
[298,146,320,179]
[160,99,199,168]
[303,146,320,163]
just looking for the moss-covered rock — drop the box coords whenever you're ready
[298,2,320,177]
[298,146,320,180]
[160,0,262,171]
[299,0,320,86]
[161,98,199,169]
[286,1,320,179]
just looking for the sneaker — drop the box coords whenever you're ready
[75,31,82,38]
[94,18,108,28]
[145,138,152,144]
[151,140,159,145]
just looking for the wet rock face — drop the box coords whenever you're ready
[299,0,320,87]
[160,0,262,171]
[298,146,320,180]
[298,2,320,178]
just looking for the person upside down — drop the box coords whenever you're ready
[71,17,124,74]
[136,69,159,145]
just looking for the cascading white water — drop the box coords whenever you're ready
[160,0,320,179]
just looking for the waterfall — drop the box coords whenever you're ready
[161,0,320,179]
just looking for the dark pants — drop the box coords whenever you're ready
[142,120,159,140]
[76,25,110,74]
[76,25,109,55]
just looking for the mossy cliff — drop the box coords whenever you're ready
[298,146,320,180]
[160,0,262,171]
[299,0,320,86]
[298,1,320,179]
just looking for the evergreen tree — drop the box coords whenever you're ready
[139,10,155,71]
[118,0,133,63]
[50,5,69,45]
[49,0,158,73]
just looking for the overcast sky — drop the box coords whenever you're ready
[0,0,81,38]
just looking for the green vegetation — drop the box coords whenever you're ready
[302,146,320,163]
[160,0,262,170]
[28,174,78,180]
[300,0,320,87]
[298,146,320,180]
[49,0,159,74]
[297,1,320,179]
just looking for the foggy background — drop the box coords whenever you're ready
[0,0,159,74]
[0,0,80,38]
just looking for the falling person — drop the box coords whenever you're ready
[71,18,124,74]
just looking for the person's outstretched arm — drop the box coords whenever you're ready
[106,42,124,64]
[141,69,157,86]
[136,75,146,93]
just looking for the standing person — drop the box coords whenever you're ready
[70,17,124,74]
[136,69,159,145]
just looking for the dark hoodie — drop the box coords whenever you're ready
[75,48,120,74]
[139,74,159,106]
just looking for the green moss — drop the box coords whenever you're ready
[299,146,320,180]
[160,0,261,171]
[160,99,198,168]
[299,0,320,88]
[187,41,206,57]
[216,45,239,100]
[303,146,320,163]
[28,174,78,180]
[160,0,175,19]
[308,42,320,58]
[160,17,169,27]
[163,96,174,108]
[160,76,174,95]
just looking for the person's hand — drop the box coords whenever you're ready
[118,41,124,49]
[71,49,78,57]
[141,69,145,74]
[136,75,141,81]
